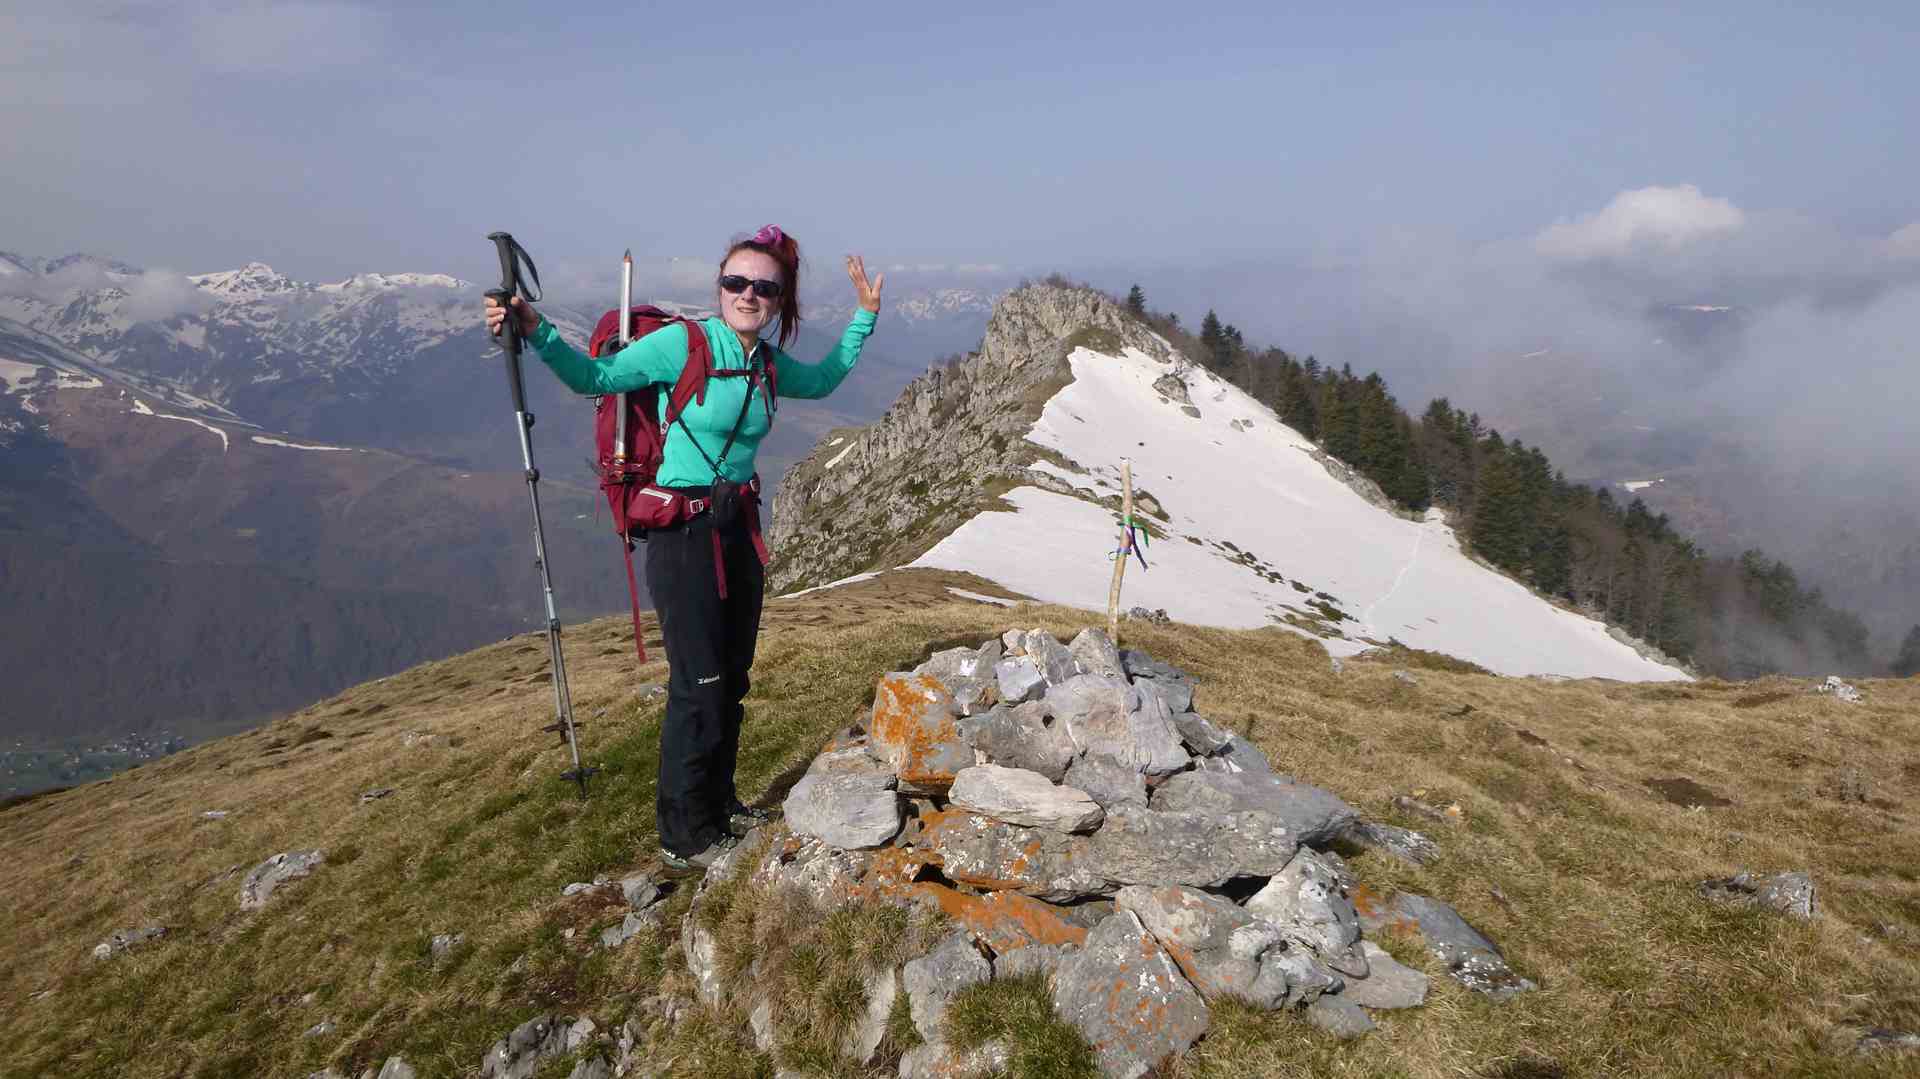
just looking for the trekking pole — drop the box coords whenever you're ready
[486,231,595,798]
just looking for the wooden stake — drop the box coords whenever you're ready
[1107,458,1134,643]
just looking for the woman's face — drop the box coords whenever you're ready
[717,249,784,340]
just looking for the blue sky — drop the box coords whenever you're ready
[6,1,1915,288]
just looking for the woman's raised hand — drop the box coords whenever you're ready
[484,294,541,339]
[846,254,884,314]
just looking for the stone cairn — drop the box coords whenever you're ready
[682,627,1537,1079]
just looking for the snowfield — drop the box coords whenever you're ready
[908,344,1688,682]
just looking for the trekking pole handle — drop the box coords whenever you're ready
[486,231,535,415]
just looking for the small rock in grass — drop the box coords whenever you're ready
[902,930,992,1041]
[1304,994,1376,1038]
[1338,941,1428,1009]
[1698,870,1817,920]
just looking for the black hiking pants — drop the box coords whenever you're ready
[645,508,764,857]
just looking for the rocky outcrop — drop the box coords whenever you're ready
[1698,870,1817,920]
[672,628,1543,1076]
[239,850,324,910]
[766,284,1174,591]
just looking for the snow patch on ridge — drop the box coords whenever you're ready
[250,435,356,452]
[130,397,230,452]
[908,342,1687,681]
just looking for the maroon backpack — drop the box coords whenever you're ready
[587,307,778,662]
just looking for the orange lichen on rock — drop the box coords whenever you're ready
[869,673,970,791]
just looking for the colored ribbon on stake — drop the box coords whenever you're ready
[1106,459,1138,642]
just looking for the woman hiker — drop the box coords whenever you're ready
[485,225,883,870]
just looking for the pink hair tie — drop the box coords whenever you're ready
[751,224,786,246]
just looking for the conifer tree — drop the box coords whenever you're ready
[1895,624,1920,677]
[1125,284,1146,315]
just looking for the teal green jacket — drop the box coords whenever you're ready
[529,309,875,487]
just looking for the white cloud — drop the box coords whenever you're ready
[1889,222,1920,260]
[1535,184,1746,260]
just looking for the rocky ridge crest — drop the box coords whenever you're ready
[766,283,1172,592]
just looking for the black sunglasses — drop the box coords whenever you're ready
[718,274,784,300]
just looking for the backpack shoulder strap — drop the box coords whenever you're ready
[662,320,713,424]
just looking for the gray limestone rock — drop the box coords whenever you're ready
[1856,1028,1920,1055]
[599,912,656,950]
[949,765,1104,833]
[1088,806,1299,888]
[1168,707,1230,755]
[430,933,464,962]
[620,873,661,910]
[1002,628,1027,654]
[1390,894,1537,999]
[898,1039,1011,1079]
[750,835,875,908]
[1048,674,1187,776]
[992,656,1048,705]
[993,943,1075,984]
[903,931,992,1041]
[1118,649,1193,686]
[1113,884,1297,1008]
[1051,911,1210,1079]
[1063,753,1147,810]
[1392,669,1418,685]
[1152,770,1358,848]
[1244,848,1366,976]
[1068,628,1125,680]
[1340,820,1440,866]
[1023,630,1080,686]
[1197,734,1273,776]
[358,788,395,804]
[1698,870,1817,920]
[91,926,167,961]
[567,1058,611,1079]
[917,646,993,689]
[957,702,1074,781]
[1338,941,1428,1010]
[924,813,1107,901]
[479,1014,592,1079]
[946,675,998,718]
[1266,946,1343,1007]
[304,1019,336,1038]
[783,764,901,850]
[1304,994,1376,1038]
[1152,372,1192,405]
[844,965,899,1063]
[239,849,325,910]
[376,1059,416,1079]
[682,827,772,1007]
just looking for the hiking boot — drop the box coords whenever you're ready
[726,800,772,836]
[660,834,738,874]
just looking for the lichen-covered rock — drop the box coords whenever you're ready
[238,849,325,910]
[751,834,877,907]
[993,943,1076,983]
[1068,628,1125,679]
[1379,893,1536,999]
[783,764,901,850]
[1151,770,1357,847]
[1340,820,1440,866]
[1244,848,1366,976]
[1113,884,1306,1008]
[898,1038,1011,1079]
[957,702,1074,781]
[1087,806,1298,888]
[1698,870,1817,920]
[1063,753,1147,810]
[903,931,993,1041]
[869,673,971,793]
[912,885,1090,954]
[921,811,1107,901]
[1337,941,1428,1009]
[949,765,1103,833]
[1051,911,1210,1079]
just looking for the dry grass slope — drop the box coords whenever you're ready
[3,569,1917,1078]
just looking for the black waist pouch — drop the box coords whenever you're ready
[710,478,744,528]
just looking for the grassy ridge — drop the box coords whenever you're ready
[3,569,1917,1078]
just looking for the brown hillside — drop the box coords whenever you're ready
[3,570,1917,1078]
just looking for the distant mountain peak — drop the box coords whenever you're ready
[189,262,301,299]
